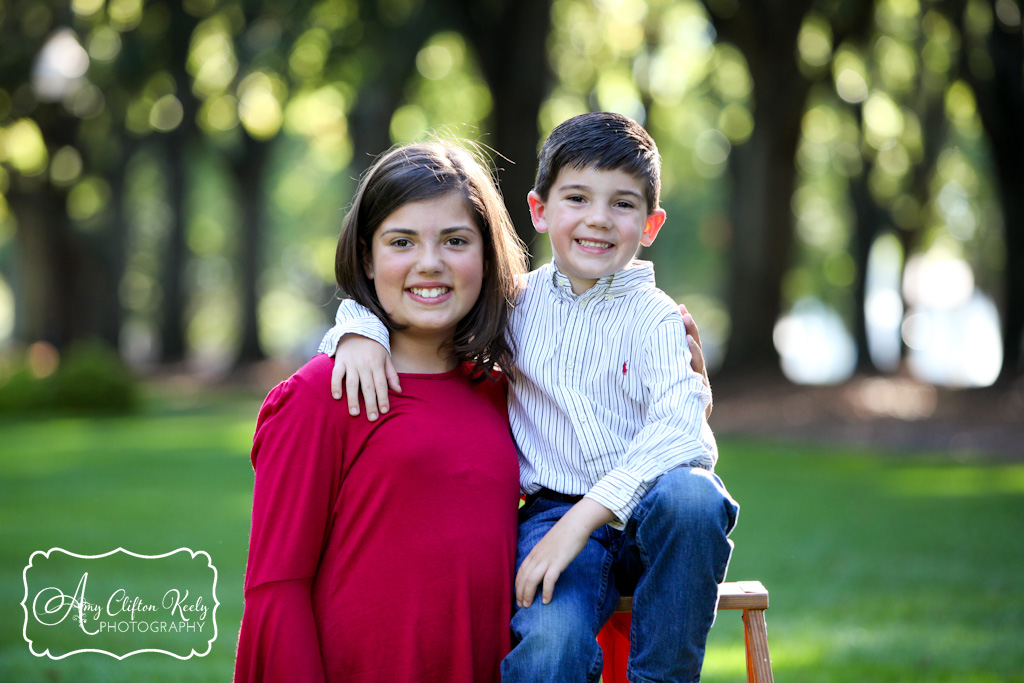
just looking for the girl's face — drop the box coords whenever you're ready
[367,191,485,348]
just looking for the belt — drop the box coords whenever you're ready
[525,487,585,507]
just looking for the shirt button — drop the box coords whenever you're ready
[566,361,574,369]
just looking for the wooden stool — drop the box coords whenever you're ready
[598,580,773,683]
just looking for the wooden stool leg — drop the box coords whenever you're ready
[742,608,774,683]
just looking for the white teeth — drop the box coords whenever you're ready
[577,239,612,248]
[409,287,450,299]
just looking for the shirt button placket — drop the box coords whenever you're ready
[566,303,584,380]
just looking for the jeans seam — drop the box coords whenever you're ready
[591,533,616,683]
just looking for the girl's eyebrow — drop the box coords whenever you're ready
[378,225,477,237]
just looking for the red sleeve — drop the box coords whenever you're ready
[234,373,341,683]
[233,580,326,683]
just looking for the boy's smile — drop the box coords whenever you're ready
[528,166,665,295]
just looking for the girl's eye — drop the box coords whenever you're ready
[446,236,468,246]
[390,238,412,247]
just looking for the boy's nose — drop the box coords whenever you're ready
[585,205,610,229]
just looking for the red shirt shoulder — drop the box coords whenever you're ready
[289,354,336,400]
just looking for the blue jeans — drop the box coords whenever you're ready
[501,467,739,683]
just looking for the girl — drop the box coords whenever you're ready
[233,142,529,683]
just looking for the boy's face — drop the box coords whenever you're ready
[528,166,666,295]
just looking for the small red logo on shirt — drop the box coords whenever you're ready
[622,361,628,376]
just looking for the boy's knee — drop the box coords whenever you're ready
[508,603,601,673]
[512,600,592,641]
[645,467,737,531]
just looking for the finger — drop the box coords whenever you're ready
[520,572,541,609]
[345,371,361,416]
[331,360,346,400]
[541,568,561,605]
[687,334,706,376]
[514,561,531,606]
[384,356,402,395]
[515,561,541,608]
[359,369,380,421]
[372,370,390,416]
[682,311,702,350]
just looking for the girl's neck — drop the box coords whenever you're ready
[389,333,459,374]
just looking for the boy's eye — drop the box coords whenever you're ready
[566,195,586,203]
[615,200,636,209]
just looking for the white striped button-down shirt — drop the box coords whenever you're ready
[319,260,716,528]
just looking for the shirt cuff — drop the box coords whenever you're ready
[317,316,392,357]
[585,470,652,529]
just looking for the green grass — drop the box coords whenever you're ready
[0,389,260,683]
[705,440,1024,683]
[1,390,1022,682]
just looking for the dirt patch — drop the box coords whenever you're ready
[709,374,1024,461]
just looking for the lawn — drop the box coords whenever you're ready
[1,388,1022,682]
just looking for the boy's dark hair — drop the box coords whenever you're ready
[534,112,662,212]
[335,142,528,378]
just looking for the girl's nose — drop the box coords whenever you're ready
[416,243,444,272]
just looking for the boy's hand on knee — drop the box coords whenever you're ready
[515,498,615,608]
[330,334,401,421]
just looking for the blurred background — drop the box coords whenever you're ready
[1,1,1022,682]
[1,0,1021,390]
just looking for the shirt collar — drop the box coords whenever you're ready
[546,259,655,302]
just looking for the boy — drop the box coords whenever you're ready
[320,113,738,683]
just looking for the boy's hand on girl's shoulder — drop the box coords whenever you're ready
[330,334,401,421]
[515,498,615,609]
[680,304,712,419]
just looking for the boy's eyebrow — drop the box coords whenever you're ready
[557,183,644,200]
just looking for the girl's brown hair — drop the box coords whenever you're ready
[335,142,528,378]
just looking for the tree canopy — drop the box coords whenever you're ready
[0,0,1020,385]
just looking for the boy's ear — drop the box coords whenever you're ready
[527,191,549,234]
[640,209,666,247]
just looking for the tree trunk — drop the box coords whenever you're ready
[951,0,1024,383]
[91,136,136,349]
[710,1,815,377]
[973,11,1024,384]
[346,6,442,176]
[9,187,75,346]
[159,127,189,362]
[721,103,807,375]
[158,2,200,363]
[233,136,269,365]
[460,0,553,256]
[848,152,885,372]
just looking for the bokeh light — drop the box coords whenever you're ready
[774,298,857,385]
[31,29,89,102]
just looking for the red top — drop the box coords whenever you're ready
[234,355,520,683]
